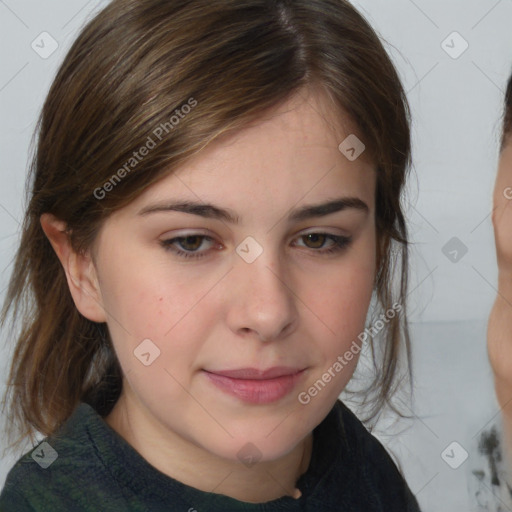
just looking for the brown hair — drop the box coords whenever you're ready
[1,0,412,453]
[502,72,512,149]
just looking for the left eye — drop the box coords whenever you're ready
[160,233,352,260]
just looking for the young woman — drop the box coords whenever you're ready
[0,0,420,510]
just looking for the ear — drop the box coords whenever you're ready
[40,213,107,323]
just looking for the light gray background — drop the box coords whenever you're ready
[1,1,511,510]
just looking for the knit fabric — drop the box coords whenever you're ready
[0,399,421,511]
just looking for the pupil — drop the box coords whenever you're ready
[183,236,201,250]
[307,234,324,248]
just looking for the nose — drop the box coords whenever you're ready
[225,243,298,343]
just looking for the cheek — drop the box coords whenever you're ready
[98,244,205,334]
[299,243,376,404]
[99,267,167,336]
[310,235,376,335]
[97,249,223,372]
[296,251,375,406]
[309,271,373,355]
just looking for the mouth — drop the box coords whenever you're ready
[202,366,307,404]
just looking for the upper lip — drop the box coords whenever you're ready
[204,366,305,380]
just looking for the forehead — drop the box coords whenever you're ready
[125,86,376,219]
[200,85,371,166]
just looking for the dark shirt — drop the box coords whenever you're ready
[0,399,421,511]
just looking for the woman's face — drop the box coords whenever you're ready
[91,86,377,462]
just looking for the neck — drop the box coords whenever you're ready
[105,392,314,503]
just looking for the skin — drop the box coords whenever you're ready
[41,85,377,503]
[488,141,512,469]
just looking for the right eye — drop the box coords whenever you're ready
[160,234,218,259]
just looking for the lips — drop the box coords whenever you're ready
[203,366,307,404]
[205,366,304,380]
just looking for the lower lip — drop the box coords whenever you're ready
[204,370,306,404]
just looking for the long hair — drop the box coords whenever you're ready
[1,0,412,454]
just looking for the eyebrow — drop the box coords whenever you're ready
[138,196,369,224]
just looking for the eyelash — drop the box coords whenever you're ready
[160,233,352,260]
